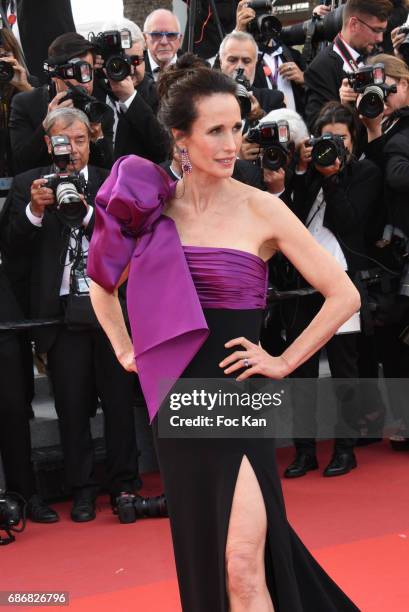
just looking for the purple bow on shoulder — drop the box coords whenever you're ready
[88,155,209,422]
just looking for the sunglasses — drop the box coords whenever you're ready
[146,31,181,42]
[129,55,145,66]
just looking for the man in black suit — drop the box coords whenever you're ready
[0,262,59,522]
[1,107,140,522]
[219,31,284,163]
[99,18,169,162]
[234,0,306,116]
[9,32,114,174]
[304,0,392,130]
[143,9,183,81]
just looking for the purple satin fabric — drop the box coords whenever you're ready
[87,156,209,423]
[183,246,268,309]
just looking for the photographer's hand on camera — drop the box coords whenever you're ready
[236,0,256,32]
[391,26,406,59]
[339,78,358,105]
[0,56,33,93]
[29,178,55,218]
[263,167,286,194]
[239,133,260,161]
[358,103,383,142]
[312,4,331,18]
[279,62,304,86]
[315,157,341,178]
[44,91,74,128]
[296,139,313,173]
[108,75,135,104]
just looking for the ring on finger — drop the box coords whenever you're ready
[243,358,251,368]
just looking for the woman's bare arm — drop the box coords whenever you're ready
[221,194,360,380]
[89,265,137,372]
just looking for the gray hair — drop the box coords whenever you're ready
[260,108,309,147]
[100,18,145,48]
[219,31,258,59]
[43,107,91,135]
[143,9,181,33]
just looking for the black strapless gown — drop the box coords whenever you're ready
[152,248,359,612]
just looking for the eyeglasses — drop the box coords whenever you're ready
[145,31,181,42]
[354,16,387,35]
[129,55,145,66]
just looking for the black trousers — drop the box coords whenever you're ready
[285,294,359,454]
[0,331,35,500]
[47,326,140,496]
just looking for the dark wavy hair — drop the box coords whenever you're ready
[157,52,238,138]
[313,101,360,153]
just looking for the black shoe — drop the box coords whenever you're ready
[284,453,318,478]
[27,494,59,523]
[323,452,357,477]
[71,489,96,522]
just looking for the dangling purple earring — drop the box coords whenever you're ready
[181,148,192,175]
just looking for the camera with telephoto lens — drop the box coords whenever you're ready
[116,492,168,523]
[42,135,87,228]
[0,490,25,545]
[246,120,291,171]
[44,57,93,84]
[60,83,108,123]
[90,29,132,81]
[347,64,397,119]
[307,133,347,168]
[234,68,252,118]
[246,0,283,44]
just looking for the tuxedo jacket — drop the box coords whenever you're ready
[0,165,108,352]
[113,85,170,164]
[304,44,345,131]
[9,85,114,174]
[0,264,24,324]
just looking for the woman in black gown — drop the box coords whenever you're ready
[88,56,361,611]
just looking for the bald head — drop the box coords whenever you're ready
[143,9,182,69]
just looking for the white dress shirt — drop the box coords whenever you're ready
[26,166,93,296]
[306,188,361,333]
[332,35,364,73]
[148,50,177,81]
[262,48,296,111]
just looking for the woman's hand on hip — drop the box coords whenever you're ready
[219,336,290,381]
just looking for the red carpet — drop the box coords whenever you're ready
[1,440,408,611]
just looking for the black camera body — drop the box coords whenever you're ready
[234,68,252,118]
[43,135,87,228]
[246,0,282,44]
[90,29,132,81]
[116,492,168,524]
[347,64,397,118]
[0,490,24,545]
[0,55,14,83]
[307,133,347,168]
[246,120,291,171]
[60,84,107,124]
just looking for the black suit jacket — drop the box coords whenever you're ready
[113,88,170,163]
[304,44,345,131]
[290,158,382,274]
[9,85,114,174]
[0,265,24,324]
[0,165,108,352]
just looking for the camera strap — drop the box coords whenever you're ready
[68,228,91,296]
[333,35,360,73]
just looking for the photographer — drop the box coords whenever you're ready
[97,19,169,163]
[359,54,409,391]
[0,25,38,179]
[0,262,58,523]
[304,0,392,130]
[9,32,114,174]
[235,0,306,114]
[283,101,382,478]
[0,108,140,522]
[143,9,183,80]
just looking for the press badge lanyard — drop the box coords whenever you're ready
[333,35,360,73]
